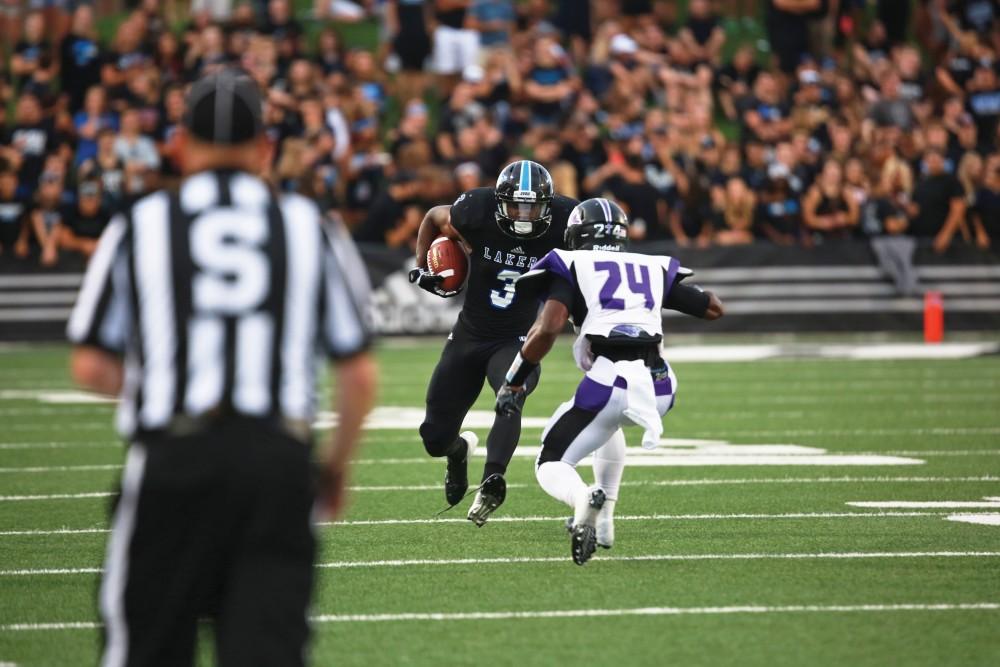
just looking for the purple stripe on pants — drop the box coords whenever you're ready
[574,377,614,412]
[654,377,673,396]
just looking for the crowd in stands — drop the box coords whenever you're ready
[0,0,997,286]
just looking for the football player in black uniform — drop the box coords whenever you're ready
[409,160,578,525]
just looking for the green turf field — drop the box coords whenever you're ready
[0,340,999,666]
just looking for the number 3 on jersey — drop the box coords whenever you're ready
[490,269,520,309]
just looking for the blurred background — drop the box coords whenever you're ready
[0,0,997,337]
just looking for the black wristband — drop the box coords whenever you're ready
[505,352,538,387]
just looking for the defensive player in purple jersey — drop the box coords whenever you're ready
[496,198,724,564]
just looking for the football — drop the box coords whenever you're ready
[427,236,469,292]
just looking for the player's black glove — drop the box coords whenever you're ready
[495,383,524,418]
[408,267,461,298]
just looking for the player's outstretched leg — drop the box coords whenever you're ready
[467,472,506,527]
[592,429,626,549]
[535,460,604,565]
[571,487,606,566]
[468,344,541,525]
[420,332,489,507]
[445,431,479,506]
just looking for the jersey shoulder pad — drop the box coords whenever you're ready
[527,248,574,282]
[450,187,494,237]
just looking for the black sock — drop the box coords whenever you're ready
[445,435,468,462]
[482,412,520,482]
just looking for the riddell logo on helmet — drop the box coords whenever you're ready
[512,190,537,201]
[592,244,623,251]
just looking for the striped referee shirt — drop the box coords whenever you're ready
[67,170,372,439]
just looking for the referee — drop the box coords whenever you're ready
[67,69,377,667]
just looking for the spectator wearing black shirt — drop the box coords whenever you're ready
[56,178,110,259]
[966,64,1000,152]
[742,72,794,145]
[10,11,53,90]
[678,0,725,65]
[717,45,761,121]
[948,0,998,36]
[353,170,423,247]
[910,148,968,252]
[583,134,674,242]
[766,0,818,74]
[971,153,1000,248]
[757,162,804,245]
[0,167,26,255]
[21,169,65,266]
[59,5,102,111]
[80,128,126,210]
[802,159,860,240]
[524,35,577,126]
[1,93,53,194]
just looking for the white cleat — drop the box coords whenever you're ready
[596,501,615,549]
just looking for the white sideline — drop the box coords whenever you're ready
[318,511,982,527]
[5,551,1000,577]
[0,492,115,502]
[313,602,1000,623]
[2,510,994,537]
[314,551,1000,570]
[4,602,998,631]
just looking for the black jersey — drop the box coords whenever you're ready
[450,187,577,339]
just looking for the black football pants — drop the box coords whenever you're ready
[420,323,541,479]
[98,417,316,667]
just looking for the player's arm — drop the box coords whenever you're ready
[664,268,724,320]
[415,205,453,269]
[495,275,574,417]
[409,204,471,297]
[67,216,129,395]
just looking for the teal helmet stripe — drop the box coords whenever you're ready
[519,161,531,191]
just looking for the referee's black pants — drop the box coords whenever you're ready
[99,417,316,667]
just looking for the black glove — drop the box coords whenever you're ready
[495,383,524,417]
[408,267,461,298]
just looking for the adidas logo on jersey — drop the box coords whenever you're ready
[511,246,525,254]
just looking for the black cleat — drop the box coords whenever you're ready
[467,473,506,526]
[570,488,606,565]
[571,524,598,565]
[444,431,478,507]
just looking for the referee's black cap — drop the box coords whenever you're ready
[183,69,264,145]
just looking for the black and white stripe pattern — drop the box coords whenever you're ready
[67,170,372,438]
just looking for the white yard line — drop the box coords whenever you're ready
[317,511,983,527]
[5,551,999,578]
[0,442,118,450]
[4,602,997,631]
[0,492,115,502]
[848,501,1000,509]
[2,510,992,537]
[312,602,1000,623]
[0,464,122,474]
[314,551,1000,570]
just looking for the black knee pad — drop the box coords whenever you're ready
[419,421,457,458]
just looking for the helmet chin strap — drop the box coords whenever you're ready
[512,220,534,235]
